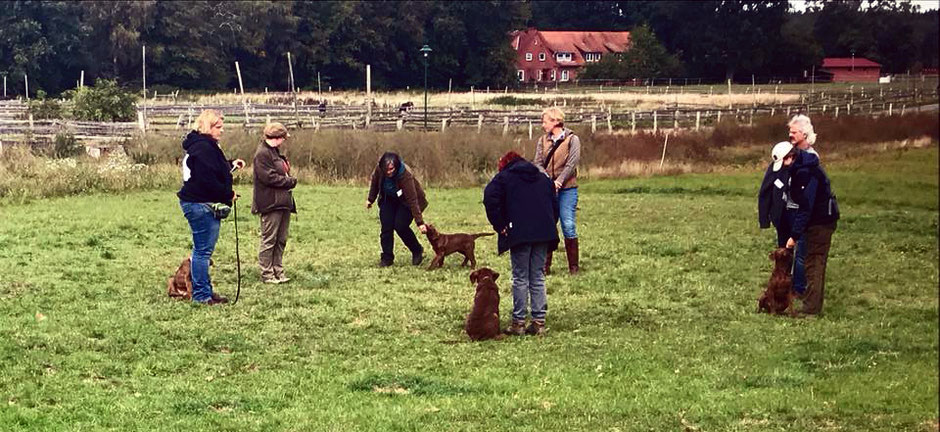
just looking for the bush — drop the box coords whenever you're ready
[52,132,83,159]
[68,79,137,122]
[27,90,65,120]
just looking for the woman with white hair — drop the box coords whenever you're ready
[177,109,245,305]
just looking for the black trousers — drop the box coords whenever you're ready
[379,196,423,262]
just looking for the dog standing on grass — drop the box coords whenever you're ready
[758,247,795,315]
[466,268,503,341]
[424,224,494,270]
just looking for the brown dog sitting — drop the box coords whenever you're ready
[424,224,494,270]
[466,267,502,341]
[758,247,795,315]
[167,257,214,300]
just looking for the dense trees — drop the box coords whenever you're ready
[0,1,936,95]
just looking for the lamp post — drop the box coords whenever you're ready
[420,44,432,131]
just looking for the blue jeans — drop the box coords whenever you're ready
[180,201,221,303]
[792,235,808,296]
[557,187,578,239]
[509,242,549,322]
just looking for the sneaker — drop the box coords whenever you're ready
[525,320,546,336]
[277,276,291,284]
[412,251,424,266]
[262,278,281,284]
[503,320,526,336]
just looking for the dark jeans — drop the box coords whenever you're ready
[801,222,837,314]
[379,196,423,262]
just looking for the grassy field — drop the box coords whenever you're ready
[0,147,936,431]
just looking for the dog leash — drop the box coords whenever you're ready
[232,195,242,304]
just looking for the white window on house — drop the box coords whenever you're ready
[538,70,544,81]
[539,52,546,61]
[514,36,520,50]
[517,70,525,81]
[556,52,573,62]
[561,70,569,82]
[585,52,602,62]
[551,69,556,81]
[526,53,533,61]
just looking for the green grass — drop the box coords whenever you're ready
[0,148,936,431]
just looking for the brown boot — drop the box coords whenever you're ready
[565,238,580,275]
[525,319,545,336]
[503,320,526,336]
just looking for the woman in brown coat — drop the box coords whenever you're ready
[366,152,428,267]
[251,123,297,284]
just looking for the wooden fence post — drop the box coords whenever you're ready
[502,116,509,135]
[591,115,597,133]
[888,103,893,116]
[441,118,447,132]
[631,111,636,133]
[653,111,658,133]
[659,132,669,169]
[717,110,721,124]
[607,107,612,133]
[397,118,403,131]
[673,109,679,130]
[695,111,700,131]
[834,106,839,118]
[528,120,533,140]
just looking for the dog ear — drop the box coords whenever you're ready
[469,271,478,284]
[492,271,499,281]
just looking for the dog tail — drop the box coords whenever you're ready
[473,233,496,239]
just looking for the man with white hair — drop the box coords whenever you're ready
[784,114,839,316]
[788,114,818,156]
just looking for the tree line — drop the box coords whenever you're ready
[1,1,936,96]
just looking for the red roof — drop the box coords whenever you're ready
[538,31,631,54]
[822,57,881,68]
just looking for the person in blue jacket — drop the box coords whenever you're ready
[758,141,799,247]
[177,109,245,305]
[483,151,559,336]
[786,148,839,316]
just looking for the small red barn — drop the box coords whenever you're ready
[510,29,631,83]
[821,57,882,83]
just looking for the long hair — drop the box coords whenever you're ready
[378,152,402,172]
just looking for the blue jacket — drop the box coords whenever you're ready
[177,131,235,205]
[483,158,560,254]
[758,162,790,229]
[790,150,840,240]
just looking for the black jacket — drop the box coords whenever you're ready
[177,131,235,205]
[483,158,560,254]
[790,150,840,240]
[758,162,790,229]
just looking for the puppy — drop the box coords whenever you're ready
[167,257,213,300]
[758,247,795,315]
[424,224,494,270]
[466,268,502,341]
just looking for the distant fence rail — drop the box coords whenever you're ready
[0,86,936,147]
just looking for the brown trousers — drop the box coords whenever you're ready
[259,210,291,281]
[801,222,836,314]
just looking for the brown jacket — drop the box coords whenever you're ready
[368,165,428,225]
[251,142,297,214]
[533,128,580,189]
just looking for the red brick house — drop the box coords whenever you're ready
[510,29,631,83]
[821,57,882,83]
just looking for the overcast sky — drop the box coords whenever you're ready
[789,0,939,11]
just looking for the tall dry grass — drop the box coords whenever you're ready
[2,112,936,202]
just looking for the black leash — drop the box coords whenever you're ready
[232,196,242,304]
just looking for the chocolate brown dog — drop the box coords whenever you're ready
[758,247,795,315]
[466,267,502,341]
[424,224,494,270]
[167,257,214,300]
